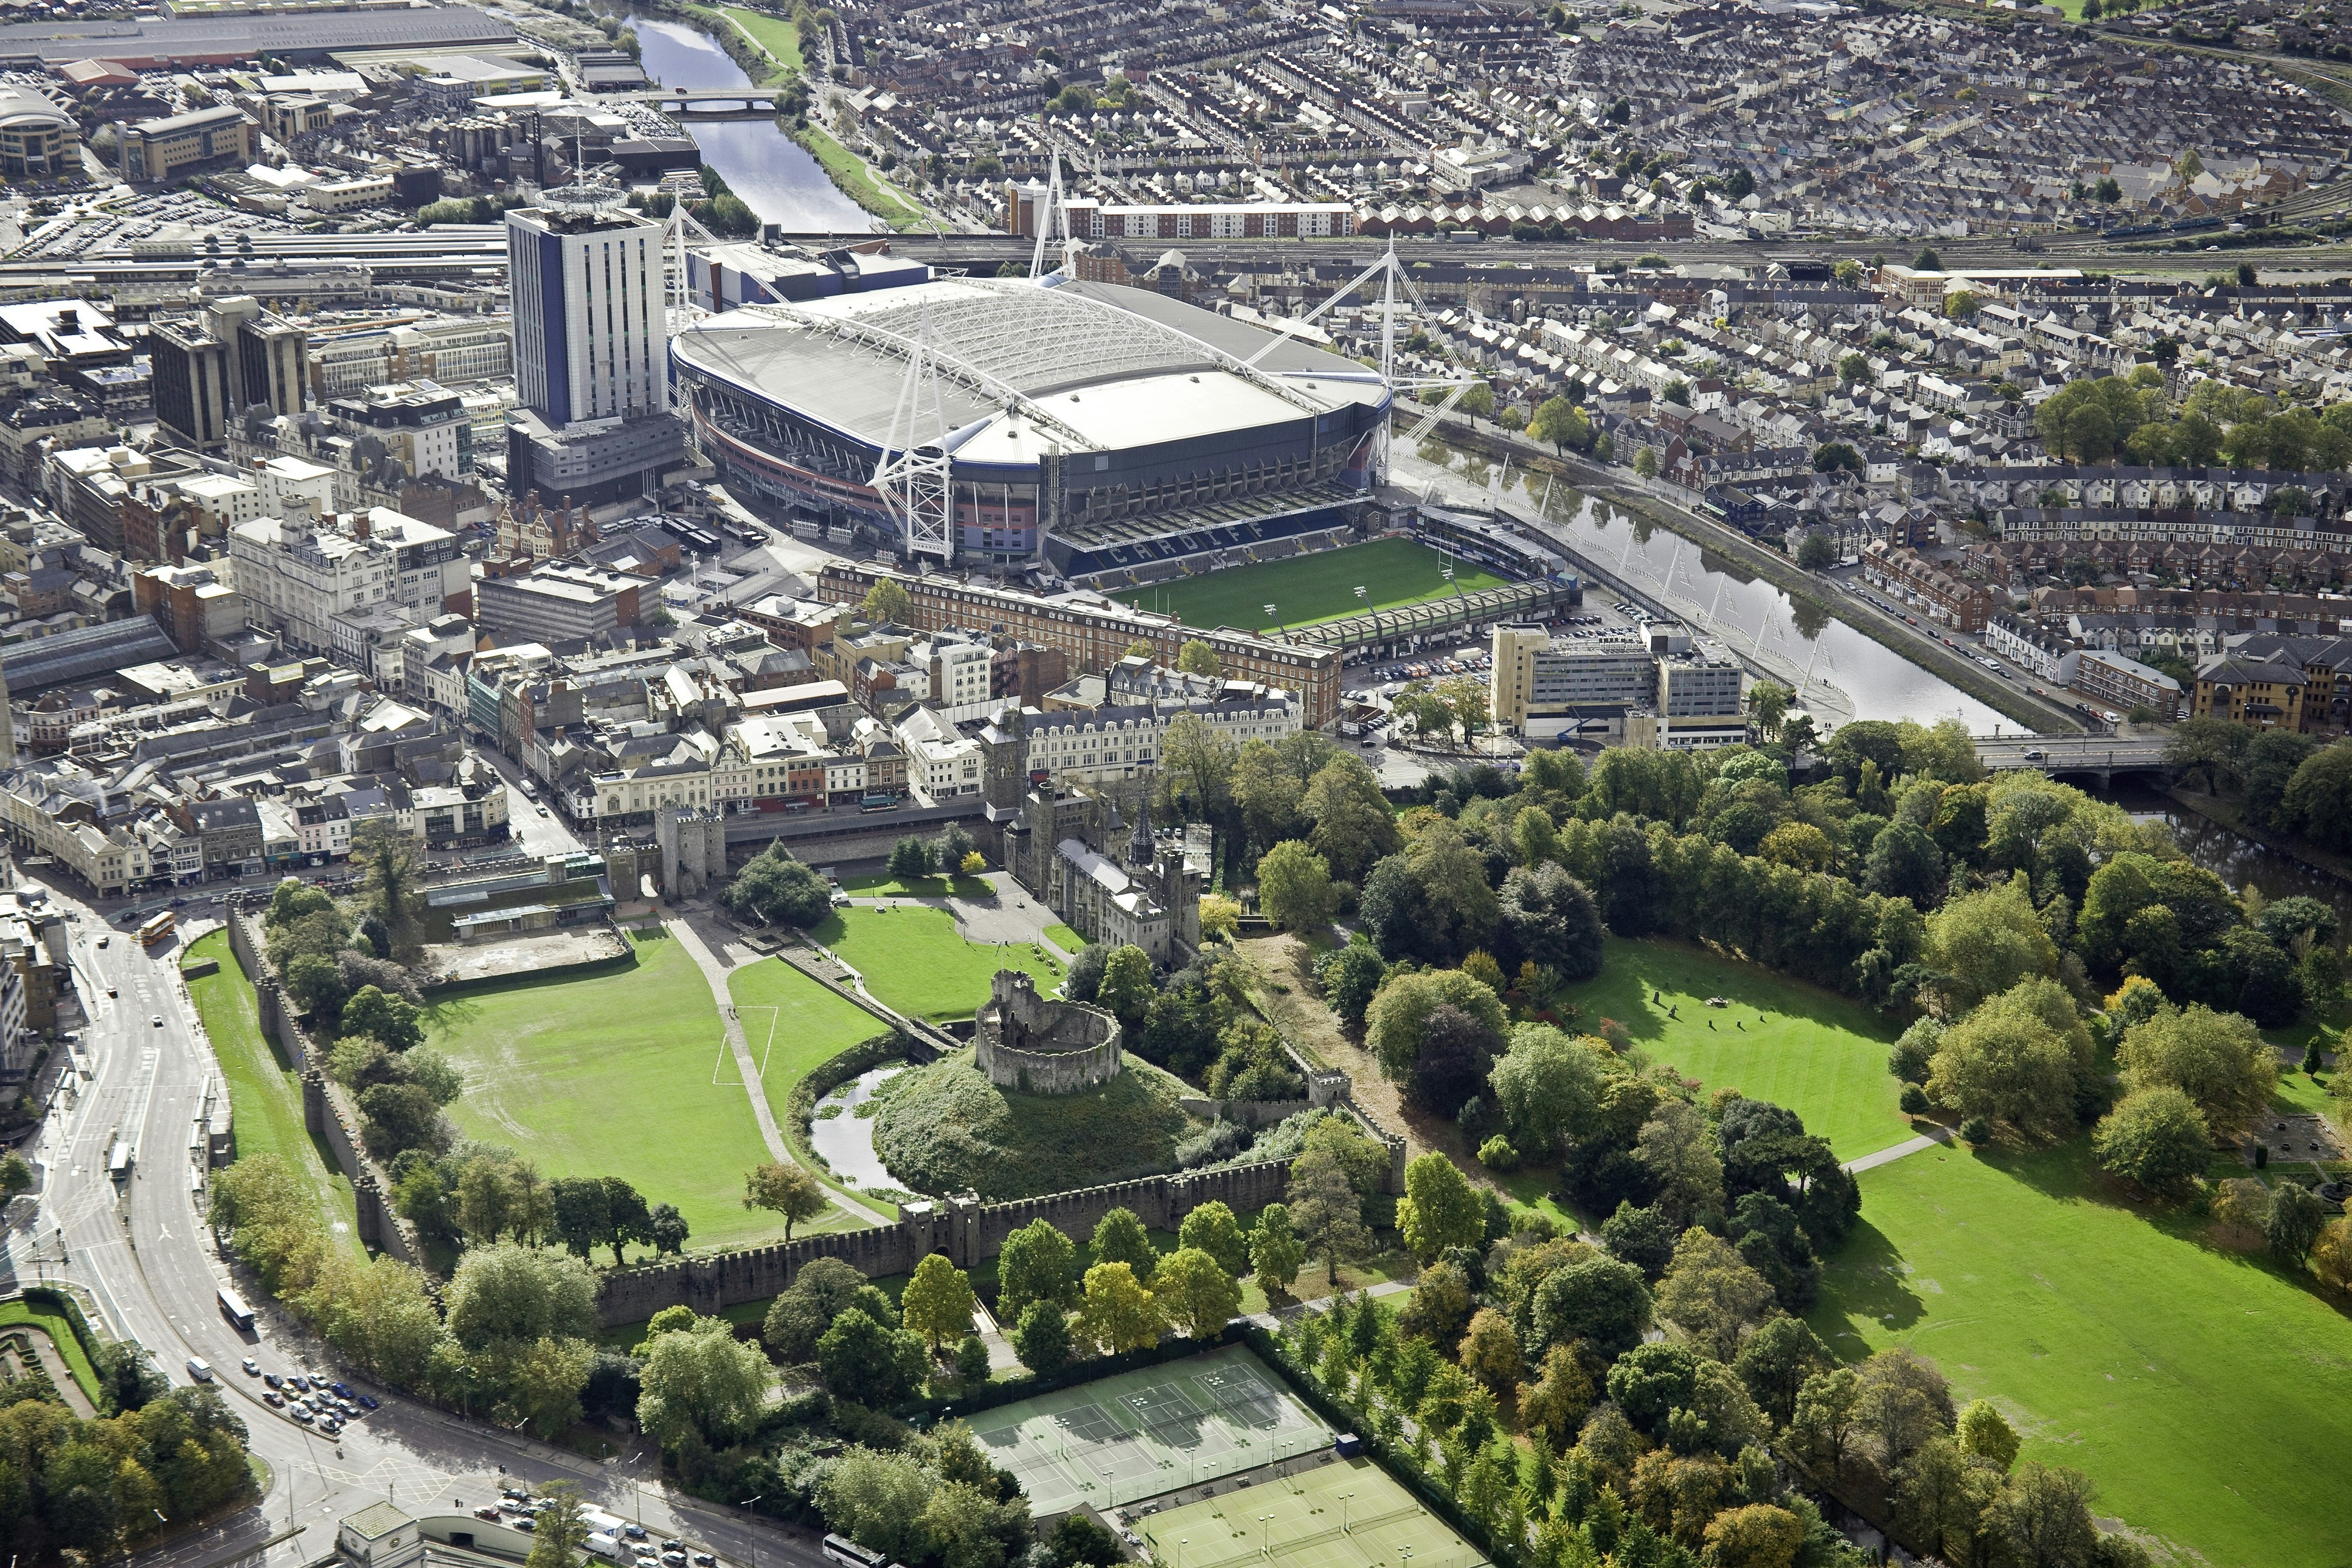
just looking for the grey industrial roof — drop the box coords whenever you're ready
[2,618,179,696]
[0,5,516,64]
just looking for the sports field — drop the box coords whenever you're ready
[969,1345,1331,1511]
[726,957,893,1122]
[187,931,366,1256]
[1558,937,1909,1160]
[425,929,802,1254]
[1114,538,1509,634]
[810,904,1063,1020]
[1140,1460,1482,1568]
[1810,1140,2352,1568]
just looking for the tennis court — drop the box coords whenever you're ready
[1138,1459,1483,1568]
[968,1345,1332,1512]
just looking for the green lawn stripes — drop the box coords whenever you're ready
[810,905,1062,1021]
[425,930,787,1255]
[1811,1140,2352,1568]
[1114,538,1510,634]
[187,931,364,1255]
[1558,937,1910,1160]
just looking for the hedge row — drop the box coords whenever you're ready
[786,1030,911,1178]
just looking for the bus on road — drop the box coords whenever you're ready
[217,1287,254,1333]
[139,912,175,947]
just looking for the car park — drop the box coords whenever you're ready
[291,1406,313,1424]
[263,1373,281,1388]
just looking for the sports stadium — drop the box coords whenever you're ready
[669,275,1390,583]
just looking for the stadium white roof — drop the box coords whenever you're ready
[671,277,1386,462]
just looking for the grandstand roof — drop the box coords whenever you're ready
[673,277,1386,462]
[3,619,179,696]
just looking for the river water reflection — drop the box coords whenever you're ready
[625,13,873,233]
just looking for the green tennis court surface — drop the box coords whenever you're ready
[968,1345,1331,1512]
[1139,1460,1483,1568]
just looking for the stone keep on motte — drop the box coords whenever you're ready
[976,968,1121,1094]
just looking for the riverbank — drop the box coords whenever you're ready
[2162,783,2352,890]
[653,1,930,231]
[1426,417,2082,736]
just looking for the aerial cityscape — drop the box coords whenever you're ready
[0,1,2338,1567]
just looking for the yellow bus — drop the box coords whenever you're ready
[138,912,175,946]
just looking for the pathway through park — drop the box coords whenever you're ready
[664,916,889,1227]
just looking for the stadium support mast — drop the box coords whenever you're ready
[872,307,954,563]
[1240,240,1470,487]
[1029,152,1076,281]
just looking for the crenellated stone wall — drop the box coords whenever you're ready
[592,1157,1298,1327]
[232,907,415,1263]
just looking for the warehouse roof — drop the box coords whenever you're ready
[0,5,516,66]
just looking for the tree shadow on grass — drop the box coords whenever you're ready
[1809,1215,1927,1355]
[1560,936,1897,1052]
[1985,1130,2352,1321]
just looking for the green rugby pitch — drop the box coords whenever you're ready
[425,929,800,1254]
[1114,538,1509,634]
[809,904,1062,1020]
[1558,937,1910,1160]
[1811,1140,2352,1568]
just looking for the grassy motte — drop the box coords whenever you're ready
[1811,1138,2352,1568]
[426,929,800,1254]
[1559,936,1909,1160]
[187,931,366,1255]
[810,904,1061,1021]
[1113,537,1508,633]
[870,1047,1199,1199]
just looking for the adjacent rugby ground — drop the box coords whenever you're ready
[1114,539,1508,634]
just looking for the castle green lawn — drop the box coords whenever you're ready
[1558,937,1910,1160]
[809,904,1063,1021]
[187,931,364,1257]
[1810,1140,2352,1568]
[1113,537,1510,634]
[1044,924,1085,953]
[724,957,901,1216]
[424,929,793,1255]
[726,958,890,1112]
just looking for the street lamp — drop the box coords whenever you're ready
[740,1496,763,1568]
[1259,1515,1274,1557]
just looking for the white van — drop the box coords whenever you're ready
[186,1357,213,1382]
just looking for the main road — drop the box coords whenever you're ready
[0,878,827,1568]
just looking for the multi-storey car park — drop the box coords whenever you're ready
[668,275,1390,582]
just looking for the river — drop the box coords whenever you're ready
[622,11,873,233]
[1400,439,2013,733]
